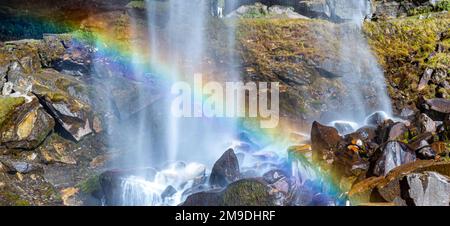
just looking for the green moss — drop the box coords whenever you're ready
[126,1,146,10]
[76,174,101,194]
[0,191,30,206]
[0,97,25,128]
[222,179,273,206]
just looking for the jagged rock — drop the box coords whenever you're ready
[424,98,450,114]
[408,132,433,150]
[405,171,450,206]
[298,0,331,18]
[418,68,433,91]
[311,121,342,164]
[419,113,436,133]
[227,3,309,19]
[0,158,40,174]
[1,82,13,96]
[0,97,54,149]
[415,140,436,160]
[209,149,240,188]
[373,141,416,176]
[377,160,450,202]
[400,107,416,119]
[388,122,408,141]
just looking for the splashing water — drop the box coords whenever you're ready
[322,0,392,125]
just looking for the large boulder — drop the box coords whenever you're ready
[183,179,275,206]
[377,160,450,202]
[0,97,54,149]
[373,141,416,176]
[405,171,450,206]
[209,149,240,188]
[310,121,342,165]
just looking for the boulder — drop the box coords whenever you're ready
[405,171,450,206]
[0,97,54,149]
[373,141,416,176]
[388,122,408,141]
[209,149,240,188]
[424,98,450,114]
[365,111,389,127]
[377,160,450,202]
[298,0,331,18]
[183,179,275,206]
[419,113,436,133]
[418,68,433,91]
[310,121,342,164]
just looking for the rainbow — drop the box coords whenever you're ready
[6,12,345,205]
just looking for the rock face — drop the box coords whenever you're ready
[227,3,309,19]
[373,141,416,176]
[406,171,450,206]
[209,149,240,188]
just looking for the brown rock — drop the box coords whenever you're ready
[418,68,433,91]
[388,122,408,141]
[311,121,342,164]
[348,176,386,205]
[431,142,448,156]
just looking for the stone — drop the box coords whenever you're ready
[405,171,450,206]
[388,122,408,141]
[425,98,450,114]
[161,185,177,200]
[415,140,436,160]
[431,142,448,156]
[298,0,331,18]
[377,160,450,202]
[1,82,13,96]
[418,68,433,91]
[419,113,436,133]
[373,141,416,176]
[400,107,416,119]
[365,111,389,127]
[0,98,55,149]
[209,149,240,188]
[310,121,342,164]
[331,121,358,135]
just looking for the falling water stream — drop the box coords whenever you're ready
[110,0,392,206]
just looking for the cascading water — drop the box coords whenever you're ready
[109,0,393,206]
[322,0,392,128]
[112,0,240,206]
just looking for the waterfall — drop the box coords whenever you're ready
[323,0,392,125]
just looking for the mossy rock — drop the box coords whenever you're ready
[221,179,274,206]
[0,97,25,128]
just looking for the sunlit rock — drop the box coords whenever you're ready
[373,141,416,176]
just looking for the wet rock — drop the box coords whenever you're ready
[408,132,433,150]
[183,179,275,206]
[419,113,436,133]
[181,189,224,206]
[373,141,416,176]
[0,98,54,149]
[310,121,342,164]
[1,82,13,96]
[298,0,331,18]
[209,149,240,188]
[365,111,389,127]
[331,121,357,135]
[377,160,450,202]
[221,179,275,206]
[405,171,450,206]
[347,126,377,143]
[424,98,450,114]
[161,185,177,200]
[227,3,309,19]
[263,170,292,205]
